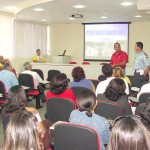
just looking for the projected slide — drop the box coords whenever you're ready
[84,23,129,61]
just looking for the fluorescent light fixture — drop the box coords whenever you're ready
[33,8,45,12]
[69,17,75,20]
[5,6,16,10]
[135,15,142,18]
[42,19,47,21]
[73,5,86,8]
[101,16,108,19]
[121,2,134,6]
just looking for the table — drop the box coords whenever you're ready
[32,63,135,81]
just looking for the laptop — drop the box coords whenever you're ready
[58,50,66,56]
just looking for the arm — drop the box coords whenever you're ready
[144,66,150,76]
[111,61,126,68]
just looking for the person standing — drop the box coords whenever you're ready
[110,43,128,72]
[134,42,150,88]
[33,49,45,63]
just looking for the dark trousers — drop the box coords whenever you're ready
[134,72,149,88]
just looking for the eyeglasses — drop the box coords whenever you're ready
[113,115,141,126]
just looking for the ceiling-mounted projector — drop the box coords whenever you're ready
[71,12,83,18]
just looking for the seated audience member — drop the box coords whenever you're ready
[114,67,131,85]
[0,55,4,69]
[96,64,114,96]
[22,62,46,102]
[46,73,76,105]
[2,110,44,150]
[3,58,17,76]
[107,116,150,150]
[33,49,45,63]
[140,103,150,130]
[69,90,110,150]
[98,78,132,116]
[2,85,41,130]
[0,63,18,92]
[70,66,93,91]
[137,81,150,99]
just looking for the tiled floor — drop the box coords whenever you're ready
[0,98,47,146]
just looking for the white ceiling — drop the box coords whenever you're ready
[0,0,150,23]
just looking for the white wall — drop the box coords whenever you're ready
[49,22,150,67]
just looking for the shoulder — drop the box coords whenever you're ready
[93,113,108,123]
[70,110,79,116]
[143,51,149,58]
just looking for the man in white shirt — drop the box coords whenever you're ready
[22,62,46,102]
[96,64,115,96]
[96,64,129,96]
[137,83,150,99]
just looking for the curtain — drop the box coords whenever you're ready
[13,21,48,58]
[0,14,14,58]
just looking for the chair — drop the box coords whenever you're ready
[0,81,7,105]
[69,61,77,64]
[95,98,123,120]
[46,98,75,123]
[135,103,147,116]
[71,86,93,98]
[88,79,100,89]
[54,123,100,150]
[32,69,44,80]
[139,93,150,104]
[18,74,45,109]
[47,70,60,82]
[82,61,90,65]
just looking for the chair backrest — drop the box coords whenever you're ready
[139,93,150,104]
[47,70,61,81]
[71,86,93,98]
[88,79,100,89]
[82,61,90,65]
[18,74,34,89]
[54,123,100,150]
[46,98,75,123]
[135,103,147,116]
[0,80,7,99]
[69,61,77,64]
[127,75,137,87]
[95,99,123,120]
[32,69,44,80]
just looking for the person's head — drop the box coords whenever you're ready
[140,103,150,130]
[114,43,121,52]
[50,73,68,94]
[114,67,124,78]
[72,66,86,82]
[107,116,150,150]
[105,78,126,101]
[0,55,4,63]
[3,58,10,65]
[135,42,143,53]
[2,110,43,150]
[23,62,32,70]
[4,85,27,113]
[2,63,12,72]
[102,64,113,78]
[36,49,41,56]
[98,74,106,81]
[77,89,96,117]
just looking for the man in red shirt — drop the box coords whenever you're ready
[110,43,128,70]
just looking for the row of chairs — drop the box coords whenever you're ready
[69,61,107,65]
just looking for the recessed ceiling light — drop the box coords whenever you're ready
[101,16,108,19]
[69,17,75,20]
[33,8,45,12]
[121,2,134,6]
[73,5,86,9]
[42,19,47,21]
[5,6,16,10]
[135,15,142,18]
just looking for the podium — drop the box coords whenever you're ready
[52,56,71,64]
